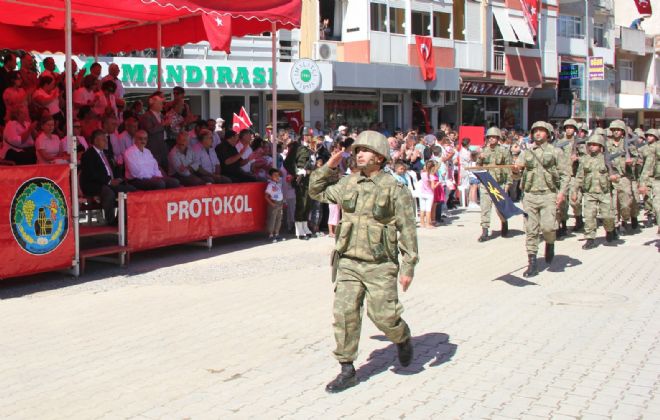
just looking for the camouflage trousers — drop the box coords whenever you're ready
[651,179,660,223]
[332,257,410,363]
[583,192,615,239]
[614,177,639,222]
[558,178,582,222]
[522,192,557,254]
[479,184,504,229]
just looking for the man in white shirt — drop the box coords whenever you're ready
[236,129,254,173]
[125,130,180,190]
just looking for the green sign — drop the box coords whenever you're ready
[120,64,273,86]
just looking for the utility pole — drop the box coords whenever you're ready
[584,0,590,129]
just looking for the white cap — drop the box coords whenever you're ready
[338,125,348,132]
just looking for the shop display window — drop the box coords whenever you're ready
[325,99,378,131]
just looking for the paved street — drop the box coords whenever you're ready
[1,208,659,420]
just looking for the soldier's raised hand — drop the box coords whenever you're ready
[327,147,345,169]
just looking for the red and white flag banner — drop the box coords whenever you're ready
[519,0,540,37]
[633,0,652,15]
[414,35,436,81]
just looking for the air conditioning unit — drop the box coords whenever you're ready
[314,41,338,61]
[425,90,444,106]
[445,91,458,105]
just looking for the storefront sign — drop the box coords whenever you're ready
[127,183,266,252]
[290,59,322,94]
[461,82,534,97]
[33,55,333,92]
[588,57,604,81]
[1,165,74,280]
[559,63,579,81]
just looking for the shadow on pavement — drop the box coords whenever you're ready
[493,273,538,287]
[356,333,457,382]
[642,238,659,252]
[543,255,582,273]
[498,229,524,239]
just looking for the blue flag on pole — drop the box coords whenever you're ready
[473,171,525,219]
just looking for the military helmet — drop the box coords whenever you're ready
[606,128,613,137]
[634,128,645,137]
[563,119,578,129]
[352,130,391,163]
[485,127,502,139]
[530,120,550,134]
[645,128,659,140]
[578,122,589,133]
[593,127,606,136]
[609,119,626,131]
[586,134,605,147]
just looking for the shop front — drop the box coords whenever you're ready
[460,81,532,130]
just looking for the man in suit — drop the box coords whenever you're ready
[80,129,136,225]
[139,92,170,170]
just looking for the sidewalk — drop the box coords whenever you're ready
[0,209,658,419]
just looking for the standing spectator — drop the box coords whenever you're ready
[124,130,180,190]
[35,115,67,164]
[319,18,332,40]
[265,168,285,242]
[1,106,37,164]
[419,160,438,228]
[168,132,204,186]
[0,52,17,123]
[192,129,231,184]
[18,54,38,98]
[139,92,170,170]
[165,101,187,148]
[216,129,258,183]
[73,74,97,113]
[2,72,27,122]
[312,120,325,137]
[93,80,119,119]
[102,63,124,99]
[168,86,196,125]
[40,57,59,80]
[32,75,63,132]
[89,62,102,80]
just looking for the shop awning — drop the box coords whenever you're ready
[509,15,535,45]
[493,7,518,43]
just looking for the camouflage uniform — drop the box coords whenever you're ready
[574,135,616,242]
[640,140,660,228]
[308,134,419,364]
[606,121,639,225]
[284,141,313,236]
[556,119,585,231]
[638,129,657,221]
[476,130,512,231]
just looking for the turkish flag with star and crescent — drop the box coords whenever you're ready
[414,36,435,81]
[283,110,302,133]
[633,0,652,15]
[520,0,540,37]
[201,13,232,53]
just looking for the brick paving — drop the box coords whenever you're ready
[0,208,659,419]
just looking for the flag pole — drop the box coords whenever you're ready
[271,22,278,168]
[584,0,590,129]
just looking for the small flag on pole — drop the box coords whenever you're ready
[473,171,525,219]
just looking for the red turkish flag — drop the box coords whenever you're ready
[633,0,652,14]
[283,110,302,133]
[201,13,232,53]
[520,0,540,37]
[232,113,249,131]
[414,36,435,81]
[239,106,253,127]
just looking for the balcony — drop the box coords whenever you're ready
[618,27,646,56]
[616,80,645,96]
[592,0,614,13]
[182,33,300,62]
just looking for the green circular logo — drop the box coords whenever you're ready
[300,69,312,82]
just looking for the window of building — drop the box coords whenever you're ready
[370,2,387,32]
[412,11,431,36]
[619,60,633,81]
[433,11,451,39]
[593,23,606,48]
[389,7,405,34]
[558,15,583,39]
[453,0,465,41]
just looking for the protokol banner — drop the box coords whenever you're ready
[0,165,74,280]
[127,183,266,252]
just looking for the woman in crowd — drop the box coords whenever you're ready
[32,75,64,133]
[2,71,28,122]
[1,106,37,164]
[60,119,88,162]
[400,131,422,172]
[73,74,98,113]
[35,115,67,164]
[93,80,120,119]
[419,160,439,228]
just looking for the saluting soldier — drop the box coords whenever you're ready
[308,131,419,393]
[513,121,570,278]
[476,127,512,241]
[606,120,640,233]
[572,135,619,249]
[639,129,659,232]
[556,119,585,236]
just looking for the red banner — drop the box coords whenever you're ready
[415,35,436,81]
[633,0,652,15]
[458,126,486,148]
[0,165,74,280]
[127,183,266,252]
[520,0,540,37]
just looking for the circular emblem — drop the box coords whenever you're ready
[290,59,322,94]
[10,177,69,255]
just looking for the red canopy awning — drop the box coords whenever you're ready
[0,0,301,54]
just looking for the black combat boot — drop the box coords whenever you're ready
[622,221,632,235]
[605,230,614,242]
[582,239,596,250]
[573,216,584,232]
[631,217,639,231]
[501,221,509,238]
[545,243,555,264]
[557,221,568,238]
[522,254,538,278]
[397,338,414,367]
[325,362,358,393]
[478,228,489,242]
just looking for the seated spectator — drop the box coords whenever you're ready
[236,129,254,171]
[168,132,205,186]
[35,115,67,164]
[216,129,258,183]
[100,115,122,177]
[61,119,88,162]
[3,71,28,122]
[114,116,137,164]
[248,137,272,180]
[192,129,231,184]
[32,75,63,132]
[73,75,97,112]
[1,106,37,165]
[207,118,222,148]
[79,105,101,142]
[0,52,17,123]
[124,130,180,190]
[80,129,136,225]
[187,119,207,147]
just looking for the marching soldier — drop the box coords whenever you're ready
[476,127,512,241]
[639,129,659,230]
[308,131,419,393]
[556,119,585,236]
[607,120,640,233]
[572,135,619,249]
[513,121,570,278]
[577,122,589,139]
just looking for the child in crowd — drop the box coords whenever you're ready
[419,160,439,228]
[265,168,285,243]
[393,161,409,186]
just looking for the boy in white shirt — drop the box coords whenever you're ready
[265,168,285,243]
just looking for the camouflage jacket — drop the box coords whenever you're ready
[476,144,511,185]
[640,142,660,186]
[309,165,419,277]
[574,153,616,194]
[557,136,585,177]
[515,142,570,194]
[606,138,639,180]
